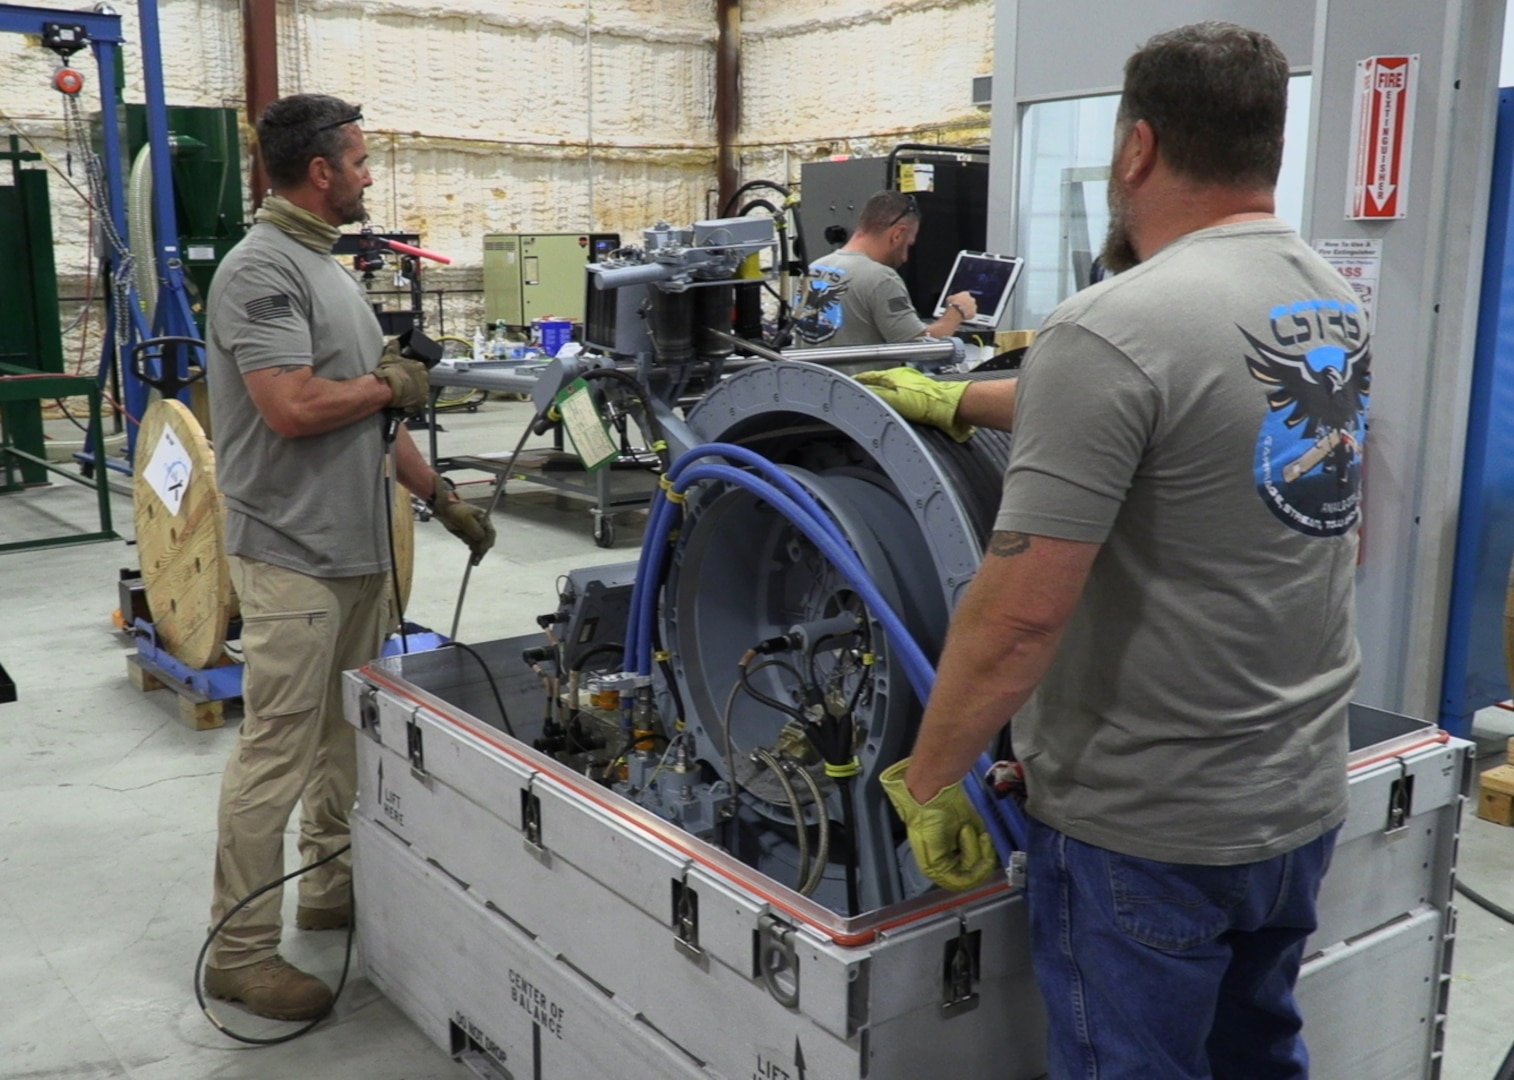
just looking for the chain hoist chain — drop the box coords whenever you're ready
[61,92,138,379]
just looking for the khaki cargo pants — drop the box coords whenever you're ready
[208,555,390,969]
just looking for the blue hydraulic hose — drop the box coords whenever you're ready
[631,445,1028,862]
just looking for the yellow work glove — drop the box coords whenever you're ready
[430,474,497,564]
[855,368,974,442]
[372,339,432,411]
[880,758,998,891]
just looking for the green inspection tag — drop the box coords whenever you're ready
[552,378,619,472]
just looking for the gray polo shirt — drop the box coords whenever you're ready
[207,222,388,578]
[792,249,928,347]
[997,220,1366,865]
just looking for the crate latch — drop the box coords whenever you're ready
[941,916,981,1018]
[521,783,548,864]
[358,686,381,740]
[405,707,427,781]
[671,875,708,967]
[1386,757,1414,835]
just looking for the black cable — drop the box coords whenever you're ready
[1497,1038,1514,1080]
[721,179,793,219]
[195,844,356,1044]
[738,655,807,725]
[51,398,91,434]
[838,775,861,916]
[441,639,516,738]
[577,368,671,472]
[1456,879,1514,926]
[1451,879,1514,1080]
[737,197,783,218]
[568,640,625,673]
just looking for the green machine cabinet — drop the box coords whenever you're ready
[0,137,66,487]
[122,104,245,328]
[483,232,620,330]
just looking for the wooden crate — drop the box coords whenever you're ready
[1507,735,1514,766]
[1477,763,1514,825]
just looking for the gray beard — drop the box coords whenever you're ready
[1099,211,1139,275]
[1099,178,1139,276]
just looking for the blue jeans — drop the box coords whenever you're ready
[1024,816,1339,1080]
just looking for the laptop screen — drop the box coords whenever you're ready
[933,251,1026,330]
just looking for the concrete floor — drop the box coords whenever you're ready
[2,401,1513,1079]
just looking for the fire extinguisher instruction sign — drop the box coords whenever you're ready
[1346,55,1419,220]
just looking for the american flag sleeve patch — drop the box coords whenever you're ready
[245,293,293,322]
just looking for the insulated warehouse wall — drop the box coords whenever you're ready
[1,0,998,386]
[0,0,718,365]
[735,0,995,191]
[277,0,718,319]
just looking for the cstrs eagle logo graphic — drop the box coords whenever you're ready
[1241,320,1371,538]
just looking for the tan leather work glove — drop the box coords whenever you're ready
[430,474,496,564]
[373,339,431,411]
[855,368,974,442]
[880,758,998,891]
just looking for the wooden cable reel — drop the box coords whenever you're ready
[133,399,414,670]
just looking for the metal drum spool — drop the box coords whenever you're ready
[667,362,1011,909]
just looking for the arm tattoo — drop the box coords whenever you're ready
[270,364,304,376]
[987,531,1031,559]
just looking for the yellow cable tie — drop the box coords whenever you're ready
[665,487,687,505]
[653,650,671,663]
[546,406,561,422]
[861,653,875,666]
[824,759,862,779]
[651,439,667,452]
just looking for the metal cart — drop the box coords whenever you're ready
[425,360,658,548]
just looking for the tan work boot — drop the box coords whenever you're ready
[295,902,352,931]
[203,955,334,1021]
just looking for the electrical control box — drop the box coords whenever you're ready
[796,152,989,322]
[483,232,619,329]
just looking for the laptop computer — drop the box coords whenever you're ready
[932,250,1026,331]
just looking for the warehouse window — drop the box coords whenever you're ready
[1014,75,1312,327]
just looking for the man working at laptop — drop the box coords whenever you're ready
[792,190,979,348]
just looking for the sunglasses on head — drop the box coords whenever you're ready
[888,194,919,228]
[315,110,363,132]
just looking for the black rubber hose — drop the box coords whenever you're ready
[569,640,626,674]
[1496,1040,1514,1080]
[1456,879,1514,925]
[838,775,861,916]
[442,640,516,738]
[721,179,793,218]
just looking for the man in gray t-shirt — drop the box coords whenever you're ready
[882,24,1366,1079]
[791,190,977,347]
[200,94,493,1024]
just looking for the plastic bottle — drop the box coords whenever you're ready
[473,326,486,360]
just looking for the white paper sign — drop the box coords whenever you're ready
[143,423,194,516]
[1313,238,1382,332]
